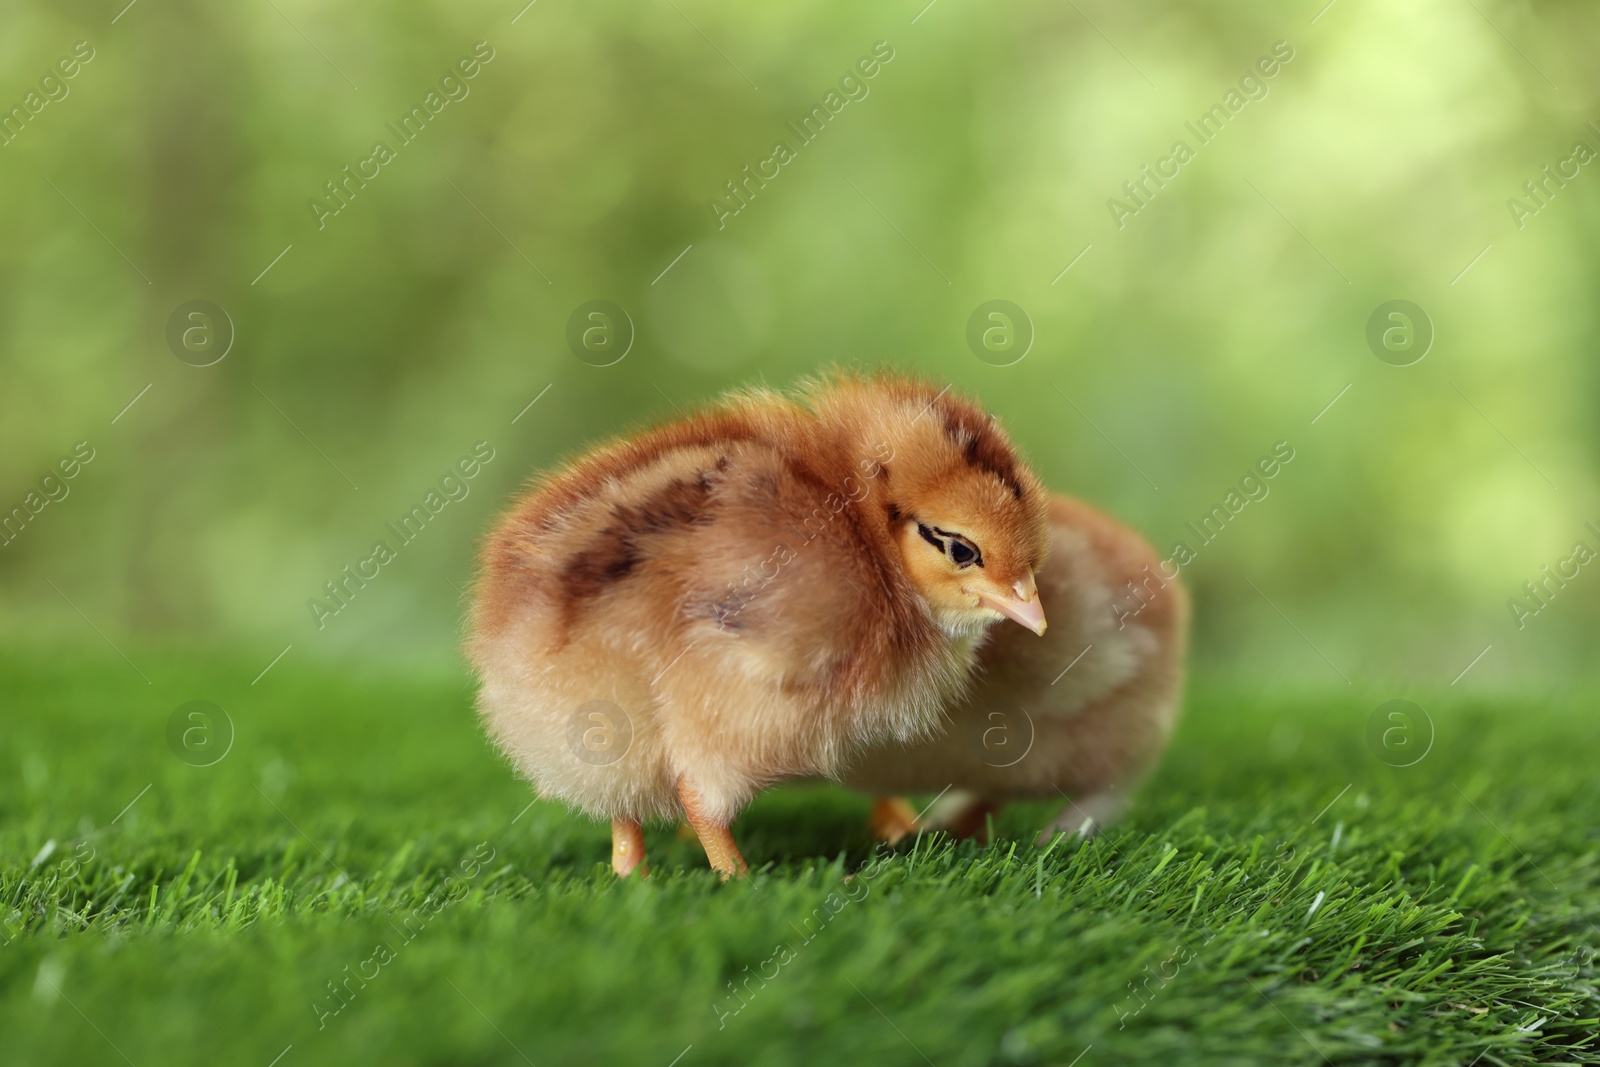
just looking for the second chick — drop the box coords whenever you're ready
[842,493,1189,844]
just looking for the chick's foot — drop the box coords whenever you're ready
[678,779,749,881]
[868,796,922,845]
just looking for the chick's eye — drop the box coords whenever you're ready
[916,522,982,568]
[948,538,980,567]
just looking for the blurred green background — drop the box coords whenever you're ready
[2,0,1597,689]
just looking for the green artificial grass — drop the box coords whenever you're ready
[2,650,1596,1066]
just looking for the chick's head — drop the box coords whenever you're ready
[886,401,1052,637]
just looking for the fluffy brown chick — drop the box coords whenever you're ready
[468,372,1052,878]
[842,494,1189,844]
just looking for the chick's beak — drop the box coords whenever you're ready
[974,573,1047,636]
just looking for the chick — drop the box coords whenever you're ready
[842,494,1188,844]
[468,373,1053,878]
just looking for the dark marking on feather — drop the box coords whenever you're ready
[532,412,765,532]
[560,474,715,605]
[940,408,1026,501]
[751,471,780,499]
[684,594,750,633]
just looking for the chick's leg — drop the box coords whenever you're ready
[868,796,921,844]
[941,797,1002,842]
[917,790,1003,842]
[677,779,749,881]
[611,817,649,878]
